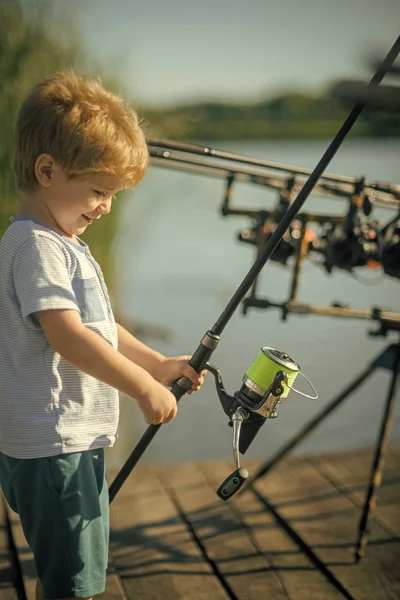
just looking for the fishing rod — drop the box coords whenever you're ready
[148,141,400,196]
[149,153,355,203]
[109,35,400,504]
[149,147,400,208]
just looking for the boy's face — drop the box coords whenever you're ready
[34,158,123,238]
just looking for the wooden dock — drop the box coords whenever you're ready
[1,446,400,600]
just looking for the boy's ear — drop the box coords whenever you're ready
[35,154,56,187]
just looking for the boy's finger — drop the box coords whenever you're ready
[185,365,208,383]
[183,365,201,384]
[189,365,200,378]
[162,406,178,424]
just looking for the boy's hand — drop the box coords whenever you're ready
[137,380,178,425]
[158,356,207,394]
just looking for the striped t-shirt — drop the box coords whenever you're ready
[0,218,119,459]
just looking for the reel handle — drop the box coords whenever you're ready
[216,408,250,500]
[217,468,249,500]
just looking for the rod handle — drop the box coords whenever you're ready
[171,331,220,400]
[171,376,192,399]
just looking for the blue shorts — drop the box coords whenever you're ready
[0,448,109,599]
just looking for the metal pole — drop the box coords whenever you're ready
[355,345,400,562]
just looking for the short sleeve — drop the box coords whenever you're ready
[13,235,80,327]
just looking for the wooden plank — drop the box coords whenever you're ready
[101,563,128,600]
[0,496,19,600]
[108,465,228,600]
[155,460,293,600]
[201,459,345,600]
[310,446,400,536]
[251,452,400,600]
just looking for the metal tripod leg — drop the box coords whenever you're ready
[245,361,377,488]
[354,344,400,562]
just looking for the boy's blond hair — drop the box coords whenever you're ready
[13,70,149,192]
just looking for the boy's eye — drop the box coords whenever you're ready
[93,190,105,197]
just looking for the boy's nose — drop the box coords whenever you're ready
[98,197,112,214]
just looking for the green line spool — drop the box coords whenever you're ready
[246,347,300,399]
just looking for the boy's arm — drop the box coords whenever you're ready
[36,308,177,424]
[116,322,165,381]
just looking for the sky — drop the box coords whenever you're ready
[55,0,399,107]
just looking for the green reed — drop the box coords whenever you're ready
[0,0,132,291]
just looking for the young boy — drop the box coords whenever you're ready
[0,71,204,600]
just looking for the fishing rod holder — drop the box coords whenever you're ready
[235,200,400,324]
[204,348,314,501]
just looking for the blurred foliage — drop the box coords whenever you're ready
[0,0,124,292]
[142,91,400,140]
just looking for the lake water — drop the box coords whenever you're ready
[107,138,400,470]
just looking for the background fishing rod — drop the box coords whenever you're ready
[108,35,400,504]
[148,139,400,195]
[149,147,400,209]
[149,146,400,292]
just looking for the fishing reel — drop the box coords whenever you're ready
[312,219,381,273]
[238,219,296,265]
[310,182,382,273]
[206,347,317,500]
[381,218,400,279]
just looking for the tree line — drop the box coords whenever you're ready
[141,91,399,141]
[0,0,120,289]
